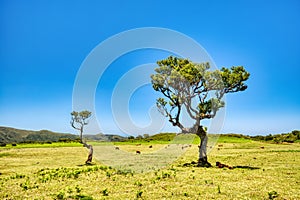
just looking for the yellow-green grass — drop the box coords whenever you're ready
[0,139,299,199]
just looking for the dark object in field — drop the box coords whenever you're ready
[216,162,233,169]
[12,143,17,146]
[182,161,197,167]
[216,161,260,170]
[260,146,265,149]
[0,143,6,147]
[233,165,260,170]
[85,145,93,164]
[136,144,141,146]
[136,150,141,154]
[115,147,120,150]
[149,145,152,148]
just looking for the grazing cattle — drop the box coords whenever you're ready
[260,146,265,149]
[136,150,141,154]
[149,145,152,148]
[115,147,120,150]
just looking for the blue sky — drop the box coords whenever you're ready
[1,0,299,136]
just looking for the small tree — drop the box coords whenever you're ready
[151,56,249,167]
[70,110,91,143]
[70,110,93,164]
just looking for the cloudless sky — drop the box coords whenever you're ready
[1,0,299,136]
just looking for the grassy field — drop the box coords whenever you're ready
[0,137,299,199]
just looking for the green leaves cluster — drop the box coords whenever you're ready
[151,56,250,131]
[71,111,92,126]
[70,110,92,142]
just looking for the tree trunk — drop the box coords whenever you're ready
[80,127,83,143]
[84,143,93,164]
[196,126,212,167]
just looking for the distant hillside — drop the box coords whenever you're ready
[221,130,300,143]
[0,126,79,144]
[84,133,127,142]
[0,127,127,144]
[1,126,299,145]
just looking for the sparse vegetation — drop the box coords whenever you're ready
[0,136,299,199]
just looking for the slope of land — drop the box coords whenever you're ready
[1,126,299,145]
[0,127,127,144]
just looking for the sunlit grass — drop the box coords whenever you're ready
[0,139,299,199]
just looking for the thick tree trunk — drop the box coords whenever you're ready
[196,126,212,167]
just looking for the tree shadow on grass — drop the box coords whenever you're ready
[182,161,260,170]
[77,163,96,167]
[232,165,260,170]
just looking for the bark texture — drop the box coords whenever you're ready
[84,143,93,164]
[196,126,212,167]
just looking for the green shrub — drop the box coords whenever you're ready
[268,191,279,199]
[136,190,143,198]
[102,188,109,196]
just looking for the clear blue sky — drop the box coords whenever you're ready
[1,0,299,136]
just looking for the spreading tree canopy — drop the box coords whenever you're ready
[151,56,250,166]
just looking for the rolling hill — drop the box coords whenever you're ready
[0,126,78,144]
[0,126,127,144]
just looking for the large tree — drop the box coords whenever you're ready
[151,56,250,167]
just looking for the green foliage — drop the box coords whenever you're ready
[268,191,279,199]
[54,186,94,200]
[151,56,249,131]
[0,126,79,144]
[102,188,109,196]
[120,133,176,144]
[37,165,107,183]
[251,130,300,143]
[71,111,92,123]
[56,191,65,199]
[136,190,143,198]
[134,181,143,187]
[0,153,10,158]
[70,110,92,142]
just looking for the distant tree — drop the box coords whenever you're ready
[70,110,93,164]
[128,136,135,140]
[136,135,143,139]
[151,56,250,167]
[70,110,91,143]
